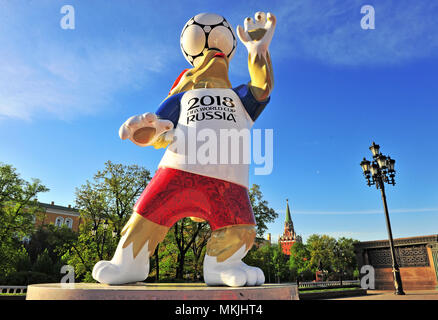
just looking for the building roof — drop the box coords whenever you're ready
[38,201,80,216]
[354,234,438,249]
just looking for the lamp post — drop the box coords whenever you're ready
[360,142,405,295]
[334,243,345,286]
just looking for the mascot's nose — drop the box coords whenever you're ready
[214,52,225,58]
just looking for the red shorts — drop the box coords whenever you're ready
[133,167,255,231]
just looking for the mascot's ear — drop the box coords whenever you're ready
[168,69,189,95]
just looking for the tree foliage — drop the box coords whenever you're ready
[244,234,360,283]
[63,161,151,281]
[288,241,313,281]
[248,184,278,238]
[75,160,151,237]
[173,218,206,280]
[0,163,49,276]
[306,234,337,274]
[332,237,360,281]
[0,161,361,285]
[244,243,275,282]
[305,234,359,281]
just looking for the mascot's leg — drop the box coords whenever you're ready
[92,213,168,285]
[203,225,265,287]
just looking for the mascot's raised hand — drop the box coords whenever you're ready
[237,12,276,59]
[237,12,276,102]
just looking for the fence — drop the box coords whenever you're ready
[297,280,360,289]
[0,286,27,294]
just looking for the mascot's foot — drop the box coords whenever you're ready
[203,246,265,287]
[92,214,168,285]
[92,259,149,285]
[92,237,151,285]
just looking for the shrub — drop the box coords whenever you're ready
[0,271,58,285]
[14,247,32,272]
[32,249,55,275]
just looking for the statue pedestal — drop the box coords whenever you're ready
[26,282,299,300]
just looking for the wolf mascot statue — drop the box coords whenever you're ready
[92,11,276,287]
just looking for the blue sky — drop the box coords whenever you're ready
[1,0,437,243]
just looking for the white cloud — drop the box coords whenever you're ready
[0,1,174,122]
[268,0,438,66]
[0,39,170,121]
[1,1,437,121]
[221,1,438,77]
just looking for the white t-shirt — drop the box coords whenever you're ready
[156,85,270,188]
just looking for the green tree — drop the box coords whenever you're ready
[332,237,359,283]
[33,249,56,275]
[155,231,179,281]
[249,184,278,238]
[306,234,337,278]
[271,244,290,282]
[64,161,151,281]
[75,161,151,239]
[189,222,211,281]
[306,234,359,281]
[244,243,276,283]
[288,241,313,281]
[26,224,77,265]
[245,235,360,284]
[173,218,207,280]
[14,246,32,272]
[0,163,49,276]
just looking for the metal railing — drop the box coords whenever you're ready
[297,280,360,289]
[0,286,27,294]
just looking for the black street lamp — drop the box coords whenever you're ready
[334,243,345,286]
[360,142,405,295]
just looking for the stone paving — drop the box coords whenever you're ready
[330,290,438,300]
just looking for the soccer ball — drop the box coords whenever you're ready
[180,13,237,67]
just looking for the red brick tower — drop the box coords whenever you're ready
[279,199,297,255]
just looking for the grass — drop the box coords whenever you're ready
[0,293,27,296]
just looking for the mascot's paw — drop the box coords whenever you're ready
[92,259,149,285]
[236,11,276,59]
[203,255,265,287]
[119,112,174,147]
[92,237,151,285]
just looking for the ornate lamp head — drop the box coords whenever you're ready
[360,158,371,175]
[369,142,380,158]
[377,154,387,169]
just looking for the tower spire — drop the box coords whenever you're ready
[284,199,295,236]
[285,199,292,224]
[279,198,297,255]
